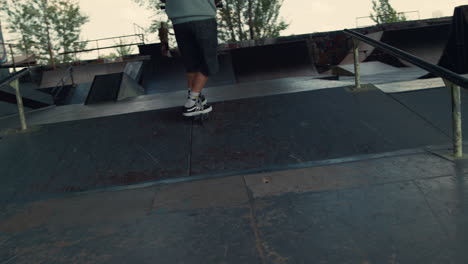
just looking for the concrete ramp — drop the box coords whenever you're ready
[335,24,450,70]
[0,76,52,109]
[376,74,468,93]
[339,31,384,65]
[85,72,144,105]
[231,40,318,83]
[138,44,236,93]
[0,101,32,117]
[40,62,129,89]
[332,61,401,76]
[438,5,468,74]
[380,24,450,66]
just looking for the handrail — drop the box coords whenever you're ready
[0,68,31,130]
[344,29,468,88]
[51,66,74,100]
[74,34,145,43]
[344,28,466,158]
[0,68,30,89]
[53,66,73,89]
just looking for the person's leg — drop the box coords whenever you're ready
[195,19,219,93]
[173,23,203,110]
[191,72,208,93]
[187,72,196,90]
[174,20,216,116]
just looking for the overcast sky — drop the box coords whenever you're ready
[2,0,468,53]
[75,0,468,41]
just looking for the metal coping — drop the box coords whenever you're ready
[343,29,468,89]
[0,68,30,89]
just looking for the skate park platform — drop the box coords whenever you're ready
[2,74,468,262]
[2,6,468,264]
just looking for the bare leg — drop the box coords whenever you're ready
[191,72,208,94]
[186,72,196,90]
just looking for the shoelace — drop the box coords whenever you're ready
[195,97,203,110]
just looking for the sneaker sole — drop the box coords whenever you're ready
[183,105,213,117]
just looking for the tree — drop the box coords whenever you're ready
[0,0,36,58]
[132,0,289,43]
[218,0,289,42]
[0,0,89,66]
[370,0,406,25]
[132,0,167,31]
[52,1,89,63]
[99,52,118,60]
[115,39,135,57]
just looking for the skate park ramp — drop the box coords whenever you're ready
[0,84,455,202]
[380,24,451,66]
[138,40,321,93]
[331,24,451,83]
[0,77,353,129]
[338,31,384,65]
[438,5,468,74]
[230,40,318,83]
[0,69,53,111]
[3,13,468,261]
[138,44,237,93]
[0,101,32,117]
[332,61,401,76]
[40,62,130,89]
[375,74,468,93]
[85,72,144,105]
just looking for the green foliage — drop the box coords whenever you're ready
[99,52,118,60]
[115,39,135,57]
[0,0,89,65]
[370,0,407,25]
[218,0,289,42]
[0,0,36,56]
[53,0,89,63]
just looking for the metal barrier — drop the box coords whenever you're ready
[0,68,31,130]
[51,66,74,100]
[60,34,145,59]
[344,29,468,158]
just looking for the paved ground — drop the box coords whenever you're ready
[1,73,468,263]
[1,148,467,264]
[1,85,458,204]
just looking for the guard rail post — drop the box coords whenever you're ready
[444,79,463,158]
[10,79,27,130]
[352,38,361,90]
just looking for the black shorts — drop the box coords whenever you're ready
[173,18,219,76]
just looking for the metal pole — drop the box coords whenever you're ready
[96,40,100,58]
[9,44,16,72]
[10,79,27,130]
[70,67,75,87]
[353,38,361,89]
[444,79,463,158]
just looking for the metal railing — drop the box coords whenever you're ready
[60,34,145,58]
[51,66,74,100]
[0,68,31,130]
[344,29,468,159]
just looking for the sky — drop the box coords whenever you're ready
[2,0,468,56]
[75,0,468,39]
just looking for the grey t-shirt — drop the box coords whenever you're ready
[165,0,217,24]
